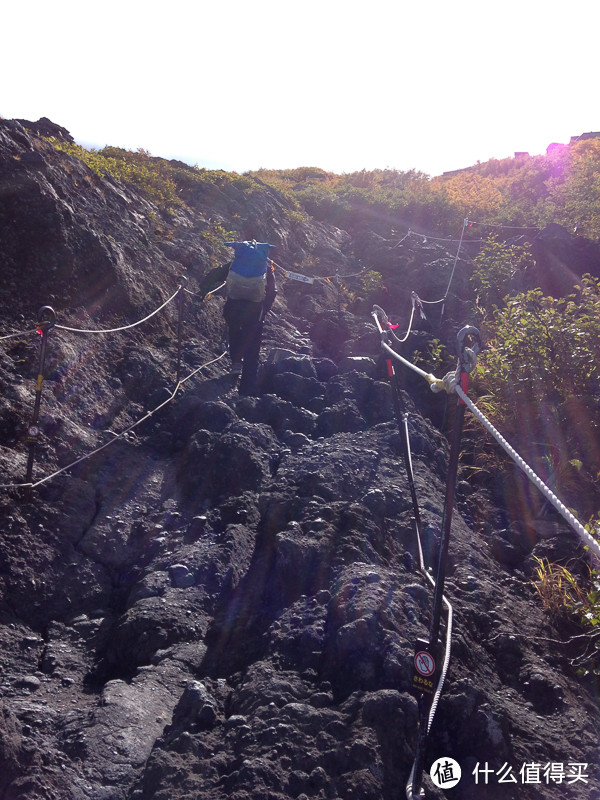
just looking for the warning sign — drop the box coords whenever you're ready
[27,424,40,443]
[411,639,440,699]
[414,650,435,677]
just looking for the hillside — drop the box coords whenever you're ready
[250,135,600,241]
[0,117,599,800]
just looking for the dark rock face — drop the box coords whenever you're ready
[0,119,598,800]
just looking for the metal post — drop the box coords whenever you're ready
[409,325,480,799]
[25,306,56,495]
[175,275,188,387]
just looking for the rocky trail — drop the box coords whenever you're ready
[0,118,598,800]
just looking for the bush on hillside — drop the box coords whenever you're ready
[472,275,600,515]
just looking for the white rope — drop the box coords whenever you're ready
[467,219,540,232]
[319,268,367,280]
[455,384,600,563]
[392,230,412,248]
[31,350,227,488]
[382,339,439,384]
[394,228,472,246]
[392,220,469,310]
[376,319,600,562]
[0,477,31,489]
[0,328,39,342]
[207,280,227,296]
[441,218,467,314]
[55,287,181,334]
[388,292,428,344]
[185,280,227,298]
[270,259,288,275]
[271,258,367,283]
[391,304,416,344]
[0,350,227,491]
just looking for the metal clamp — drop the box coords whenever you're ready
[456,325,481,374]
[37,305,56,331]
[371,304,391,344]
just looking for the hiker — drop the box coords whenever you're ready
[198,240,277,395]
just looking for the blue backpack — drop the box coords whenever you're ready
[226,240,274,277]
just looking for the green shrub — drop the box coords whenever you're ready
[533,536,600,680]
[47,139,183,210]
[361,270,383,293]
[470,234,533,318]
[472,275,600,514]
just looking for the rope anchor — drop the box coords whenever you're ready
[372,300,600,795]
[407,325,479,799]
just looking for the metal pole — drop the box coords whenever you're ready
[408,395,465,799]
[409,325,480,799]
[25,306,56,495]
[175,275,188,387]
[428,400,465,643]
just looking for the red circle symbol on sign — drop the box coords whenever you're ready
[414,651,435,676]
[28,426,39,437]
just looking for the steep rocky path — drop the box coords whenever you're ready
[0,119,598,800]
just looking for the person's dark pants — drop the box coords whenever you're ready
[223,299,264,394]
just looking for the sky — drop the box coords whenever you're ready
[2,0,599,177]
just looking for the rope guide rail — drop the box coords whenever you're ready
[0,275,225,494]
[372,302,600,798]
[381,326,455,799]
[374,305,480,798]
[0,349,227,493]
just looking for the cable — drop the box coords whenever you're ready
[387,292,429,344]
[55,287,181,334]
